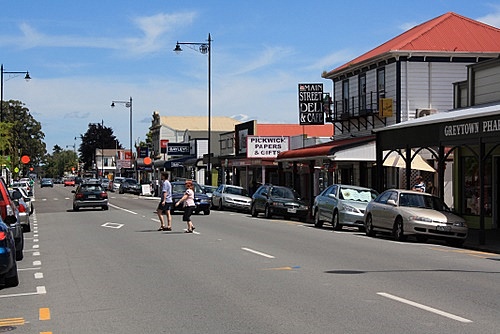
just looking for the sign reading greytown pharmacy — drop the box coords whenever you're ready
[298,83,324,125]
[246,136,289,158]
[440,116,500,140]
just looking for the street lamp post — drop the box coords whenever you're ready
[111,97,134,180]
[174,33,212,185]
[1,64,31,123]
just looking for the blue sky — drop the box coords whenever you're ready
[1,0,499,154]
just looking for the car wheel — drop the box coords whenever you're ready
[16,241,24,261]
[73,205,79,211]
[218,200,224,211]
[332,211,341,231]
[365,214,375,237]
[23,222,31,233]
[102,206,109,211]
[264,205,272,219]
[393,218,406,241]
[5,261,19,287]
[251,204,258,217]
[204,209,210,215]
[314,210,323,227]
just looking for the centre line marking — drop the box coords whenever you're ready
[377,292,472,323]
[108,203,137,214]
[242,247,275,259]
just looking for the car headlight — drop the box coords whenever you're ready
[272,202,284,207]
[409,216,434,223]
[342,204,359,213]
[299,205,309,210]
[453,221,467,227]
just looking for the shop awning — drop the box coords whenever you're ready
[162,155,197,169]
[276,136,375,162]
[382,150,435,172]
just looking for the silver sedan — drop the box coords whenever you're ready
[312,184,378,230]
[211,185,252,212]
[364,189,468,246]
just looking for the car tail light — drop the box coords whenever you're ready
[75,193,84,199]
[100,192,108,199]
[18,203,26,213]
[0,231,6,241]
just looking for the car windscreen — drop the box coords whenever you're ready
[226,187,248,196]
[80,185,103,192]
[339,187,378,202]
[271,187,297,199]
[398,193,446,210]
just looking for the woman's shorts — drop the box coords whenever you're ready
[183,206,195,221]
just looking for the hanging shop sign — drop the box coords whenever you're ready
[298,83,324,125]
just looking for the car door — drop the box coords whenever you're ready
[253,186,268,212]
[316,185,336,222]
[378,190,399,230]
[213,185,223,207]
[369,191,393,229]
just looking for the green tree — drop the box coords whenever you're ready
[79,122,122,170]
[43,146,78,178]
[1,100,46,177]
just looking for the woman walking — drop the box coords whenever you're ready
[175,180,196,233]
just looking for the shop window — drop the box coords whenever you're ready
[463,156,492,216]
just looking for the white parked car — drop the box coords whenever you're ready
[364,189,468,246]
[211,184,252,212]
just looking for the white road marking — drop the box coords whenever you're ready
[0,286,46,298]
[102,222,124,229]
[108,203,138,214]
[34,272,43,279]
[241,247,275,259]
[33,260,41,266]
[377,292,472,323]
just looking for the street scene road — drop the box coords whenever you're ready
[1,183,499,334]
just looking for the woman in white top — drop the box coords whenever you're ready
[175,180,196,233]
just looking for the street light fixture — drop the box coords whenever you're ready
[174,33,212,185]
[1,64,31,123]
[111,97,134,180]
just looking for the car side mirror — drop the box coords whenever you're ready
[71,190,76,193]
[387,199,397,206]
[262,191,268,197]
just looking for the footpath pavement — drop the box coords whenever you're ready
[463,229,500,254]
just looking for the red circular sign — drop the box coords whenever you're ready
[144,157,152,165]
[21,155,30,164]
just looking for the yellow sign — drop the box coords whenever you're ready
[379,98,393,117]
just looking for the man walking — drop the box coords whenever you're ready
[156,172,173,231]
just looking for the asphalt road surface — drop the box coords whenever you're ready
[1,183,499,334]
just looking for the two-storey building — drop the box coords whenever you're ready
[278,12,500,210]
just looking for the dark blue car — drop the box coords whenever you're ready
[0,217,19,288]
[171,181,211,215]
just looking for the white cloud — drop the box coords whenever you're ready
[476,6,500,27]
[231,46,295,75]
[0,12,197,55]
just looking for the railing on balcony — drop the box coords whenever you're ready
[327,91,387,133]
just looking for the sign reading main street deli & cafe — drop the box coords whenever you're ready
[298,83,324,125]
